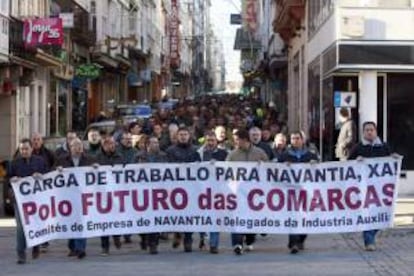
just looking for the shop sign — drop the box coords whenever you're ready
[23,18,63,47]
[75,63,101,79]
[334,91,357,108]
[59,13,74,28]
[242,0,258,33]
[170,0,180,68]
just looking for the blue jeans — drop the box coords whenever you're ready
[68,239,87,252]
[363,230,378,246]
[184,232,193,245]
[231,233,256,247]
[209,232,219,248]
[199,232,220,248]
[15,203,26,255]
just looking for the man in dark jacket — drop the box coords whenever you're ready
[137,136,169,254]
[86,128,102,157]
[55,138,95,259]
[55,131,78,159]
[30,133,55,251]
[249,126,274,160]
[31,133,55,170]
[278,131,318,254]
[349,121,393,251]
[96,136,124,255]
[198,131,228,254]
[166,127,201,252]
[10,138,47,264]
[116,131,137,244]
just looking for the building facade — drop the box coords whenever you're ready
[274,0,414,194]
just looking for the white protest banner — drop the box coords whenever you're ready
[12,157,402,247]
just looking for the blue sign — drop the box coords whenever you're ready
[334,91,341,107]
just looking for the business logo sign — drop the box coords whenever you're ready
[230,14,242,25]
[169,0,180,68]
[23,18,64,47]
[75,64,101,79]
[334,91,357,108]
[242,0,258,33]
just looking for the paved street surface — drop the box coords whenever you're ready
[0,220,414,276]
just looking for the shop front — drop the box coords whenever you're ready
[308,42,414,195]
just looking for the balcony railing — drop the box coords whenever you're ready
[71,5,96,46]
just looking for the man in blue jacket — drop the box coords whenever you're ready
[10,138,47,264]
[278,131,318,254]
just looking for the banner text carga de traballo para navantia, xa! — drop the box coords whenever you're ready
[12,157,402,247]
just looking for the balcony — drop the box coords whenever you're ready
[71,6,96,46]
[273,0,305,43]
[53,0,96,46]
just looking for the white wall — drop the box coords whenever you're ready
[339,7,414,40]
[358,70,378,136]
[307,13,337,64]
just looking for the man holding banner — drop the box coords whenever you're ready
[349,121,394,251]
[166,127,201,252]
[55,138,95,259]
[96,136,124,255]
[226,129,268,255]
[137,136,169,254]
[278,130,318,254]
[10,138,47,264]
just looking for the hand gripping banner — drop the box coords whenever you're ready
[12,157,402,247]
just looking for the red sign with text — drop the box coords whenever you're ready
[170,0,180,68]
[24,18,63,47]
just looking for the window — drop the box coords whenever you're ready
[1,0,6,14]
[308,0,334,39]
[2,18,8,35]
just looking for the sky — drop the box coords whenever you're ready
[210,0,243,83]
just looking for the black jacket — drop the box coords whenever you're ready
[137,151,169,163]
[55,153,95,168]
[166,143,201,163]
[278,147,318,163]
[254,141,274,160]
[199,147,228,161]
[96,151,124,166]
[32,146,55,171]
[348,141,391,159]
[10,155,47,177]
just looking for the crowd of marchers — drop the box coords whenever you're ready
[3,94,398,264]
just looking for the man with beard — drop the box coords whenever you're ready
[166,127,201,252]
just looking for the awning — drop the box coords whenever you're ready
[34,49,62,67]
[234,28,262,50]
[269,56,287,71]
[92,53,119,68]
[9,55,37,69]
